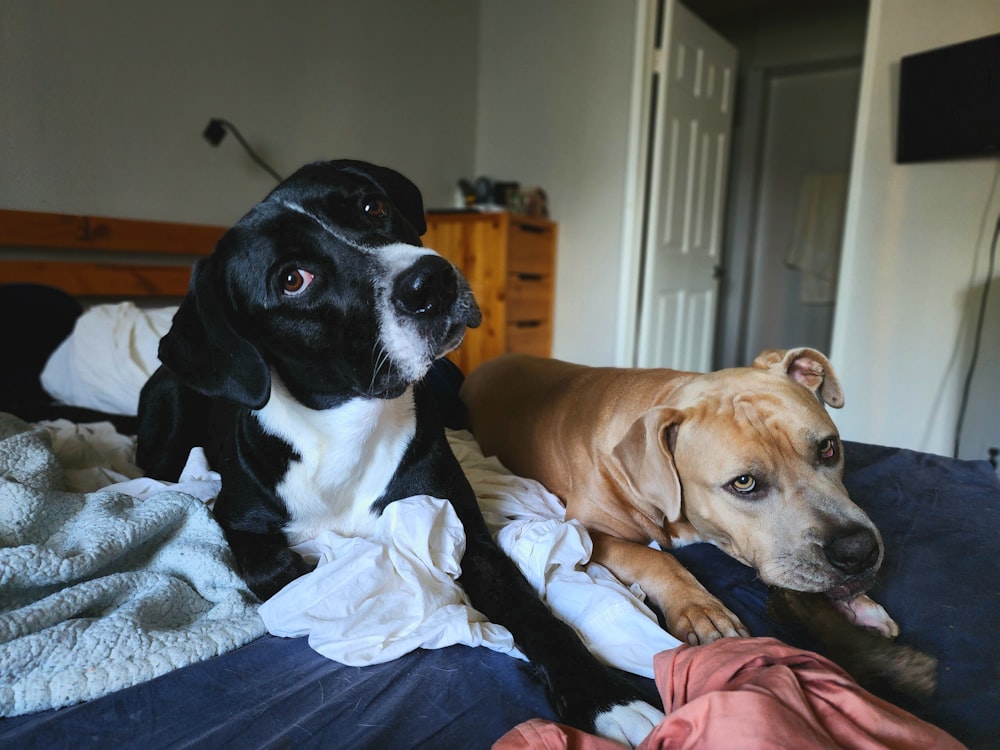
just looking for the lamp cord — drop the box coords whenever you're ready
[208,118,283,183]
[954,209,1000,458]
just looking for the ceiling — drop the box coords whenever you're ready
[685,0,867,26]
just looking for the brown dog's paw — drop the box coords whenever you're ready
[664,595,751,645]
[833,594,900,638]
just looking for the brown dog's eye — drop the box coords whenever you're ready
[819,437,837,461]
[363,197,388,218]
[282,268,314,297]
[731,475,756,493]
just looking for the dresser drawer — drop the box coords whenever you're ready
[507,273,552,322]
[507,220,557,275]
[423,211,555,372]
[506,320,552,357]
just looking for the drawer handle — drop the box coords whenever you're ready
[516,273,544,282]
[513,320,543,329]
[515,223,547,234]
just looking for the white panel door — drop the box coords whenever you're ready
[636,2,736,372]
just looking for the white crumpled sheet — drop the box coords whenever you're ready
[40,303,176,417]
[260,430,681,678]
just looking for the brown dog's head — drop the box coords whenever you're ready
[612,347,881,600]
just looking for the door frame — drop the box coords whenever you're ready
[615,0,865,371]
[715,56,862,368]
[613,0,660,367]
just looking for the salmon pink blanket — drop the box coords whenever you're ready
[495,638,963,750]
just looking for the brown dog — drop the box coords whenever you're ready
[460,348,897,647]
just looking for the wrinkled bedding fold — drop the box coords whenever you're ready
[0,414,264,717]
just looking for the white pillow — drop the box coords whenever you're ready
[40,302,177,416]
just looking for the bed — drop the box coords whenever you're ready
[0,208,997,749]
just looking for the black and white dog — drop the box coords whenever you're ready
[137,160,662,745]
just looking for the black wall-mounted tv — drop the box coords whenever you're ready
[896,32,1000,163]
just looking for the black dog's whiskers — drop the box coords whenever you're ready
[370,343,392,392]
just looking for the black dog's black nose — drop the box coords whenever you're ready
[824,527,881,575]
[393,255,458,316]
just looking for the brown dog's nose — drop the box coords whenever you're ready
[824,527,880,576]
[393,255,458,317]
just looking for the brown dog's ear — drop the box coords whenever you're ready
[158,255,271,409]
[607,406,684,523]
[752,348,844,408]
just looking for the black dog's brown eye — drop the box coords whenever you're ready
[282,268,314,297]
[731,475,756,493]
[363,197,388,218]
[819,437,837,461]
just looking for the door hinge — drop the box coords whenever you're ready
[652,46,667,74]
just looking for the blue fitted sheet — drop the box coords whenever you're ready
[4,440,997,749]
[1,309,996,749]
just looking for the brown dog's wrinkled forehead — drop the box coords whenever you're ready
[672,367,841,456]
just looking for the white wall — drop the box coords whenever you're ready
[475,0,1000,457]
[4,0,997,458]
[712,2,868,369]
[831,0,1000,456]
[3,0,641,367]
[475,0,640,366]
[0,0,480,224]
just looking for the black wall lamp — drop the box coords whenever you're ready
[202,118,283,183]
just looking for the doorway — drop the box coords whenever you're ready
[736,60,861,363]
[635,0,870,370]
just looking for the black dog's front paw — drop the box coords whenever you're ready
[243,546,313,601]
[767,588,938,698]
[591,698,664,748]
[224,528,313,601]
[545,667,663,747]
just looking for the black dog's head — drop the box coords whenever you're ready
[159,159,481,410]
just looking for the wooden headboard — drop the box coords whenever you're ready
[0,209,226,297]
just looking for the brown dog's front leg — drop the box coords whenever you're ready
[590,531,750,645]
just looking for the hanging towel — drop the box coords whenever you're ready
[786,172,848,304]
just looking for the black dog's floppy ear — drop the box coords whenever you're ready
[342,160,427,235]
[158,256,271,409]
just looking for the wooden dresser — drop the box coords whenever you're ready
[423,211,557,374]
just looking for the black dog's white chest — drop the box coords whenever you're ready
[254,377,417,543]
